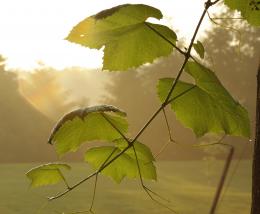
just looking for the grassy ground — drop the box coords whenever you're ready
[0,160,251,214]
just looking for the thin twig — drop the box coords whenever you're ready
[102,114,174,211]
[145,23,200,63]
[102,114,172,203]
[132,145,177,213]
[163,108,174,142]
[207,11,242,55]
[48,172,97,201]
[58,170,71,190]
[49,148,118,201]
[151,86,197,160]
[163,1,212,105]
[89,174,98,212]
[152,109,176,160]
[144,22,186,56]
[101,113,130,144]
[210,17,244,20]
[166,86,196,105]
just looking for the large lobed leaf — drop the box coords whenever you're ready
[85,139,156,183]
[66,4,177,71]
[26,163,71,187]
[157,62,250,138]
[225,0,260,26]
[48,105,128,156]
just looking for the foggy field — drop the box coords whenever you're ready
[0,161,251,214]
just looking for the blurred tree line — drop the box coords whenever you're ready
[0,56,54,162]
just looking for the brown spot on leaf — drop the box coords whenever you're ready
[94,4,129,20]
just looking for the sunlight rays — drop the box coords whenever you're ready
[0,0,218,71]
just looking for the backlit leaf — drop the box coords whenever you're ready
[26,163,71,187]
[157,62,250,138]
[225,0,260,26]
[66,4,177,71]
[48,105,128,156]
[193,40,205,59]
[85,139,156,183]
[114,138,155,162]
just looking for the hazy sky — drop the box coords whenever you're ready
[0,0,220,71]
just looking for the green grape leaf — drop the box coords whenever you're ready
[193,40,205,59]
[26,163,71,188]
[85,139,156,183]
[225,0,260,26]
[157,62,250,138]
[66,4,177,71]
[48,105,128,156]
[114,138,155,162]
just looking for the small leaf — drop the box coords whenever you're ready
[224,0,260,26]
[66,4,177,71]
[26,163,71,188]
[85,139,156,183]
[157,62,250,138]
[48,105,128,156]
[193,41,205,59]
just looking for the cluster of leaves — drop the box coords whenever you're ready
[27,105,156,186]
[26,0,259,212]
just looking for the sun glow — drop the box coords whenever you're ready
[0,0,219,71]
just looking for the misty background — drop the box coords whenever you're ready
[0,14,259,163]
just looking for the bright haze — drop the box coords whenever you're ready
[0,0,217,70]
[0,0,257,163]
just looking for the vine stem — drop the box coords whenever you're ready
[207,11,242,55]
[89,174,98,212]
[48,0,219,202]
[132,145,177,213]
[101,115,173,211]
[152,108,176,160]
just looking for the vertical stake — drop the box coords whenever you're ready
[209,146,234,214]
[251,60,260,214]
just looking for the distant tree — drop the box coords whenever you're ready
[0,56,54,162]
[18,69,78,120]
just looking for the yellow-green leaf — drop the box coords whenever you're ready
[66,4,177,71]
[26,163,71,188]
[85,139,156,183]
[48,105,128,156]
[193,40,205,59]
[157,62,250,138]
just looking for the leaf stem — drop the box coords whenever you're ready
[165,85,196,105]
[152,109,176,160]
[145,23,199,63]
[101,113,129,144]
[132,145,176,213]
[49,148,118,201]
[58,170,71,190]
[163,0,213,105]
[89,174,98,212]
[145,22,185,56]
